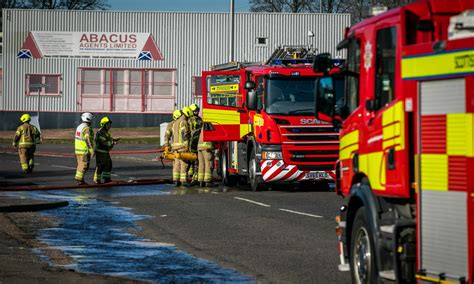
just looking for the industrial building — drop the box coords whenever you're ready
[0,9,350,130]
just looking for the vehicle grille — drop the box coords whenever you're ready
[280,125,339,169]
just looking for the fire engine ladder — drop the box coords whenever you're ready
[265,45,316,65]
[211,61,259,71]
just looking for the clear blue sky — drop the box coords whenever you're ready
[108,0,251,12]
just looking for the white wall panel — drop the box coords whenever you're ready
[2,9,350,113]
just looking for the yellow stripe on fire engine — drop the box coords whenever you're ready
[401,49,474,79]
[202,108,240,125]
[382,101,405,151]
[421,154,448,191]
[447,113,474,157]
[359,151,386,191]
[210,84,239,93]
[339,130,359,160]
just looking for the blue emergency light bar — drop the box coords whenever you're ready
[271,58,313,65]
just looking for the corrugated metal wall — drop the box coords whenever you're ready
[2,9,350,112]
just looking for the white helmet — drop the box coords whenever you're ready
[81,112,93,123]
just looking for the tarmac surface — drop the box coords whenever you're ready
[0,142,167,283]
[0,142,350,283]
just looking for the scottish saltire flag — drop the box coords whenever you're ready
[138,51,152,60]
[17,49,33,59]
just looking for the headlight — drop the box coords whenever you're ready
[262,151,283,160]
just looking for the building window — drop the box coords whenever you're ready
[26,74,61,96]
[192,76,202,97]
[256,37,267,45]
[78,68,176,113]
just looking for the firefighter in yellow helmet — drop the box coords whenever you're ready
[93,117,120,184]
[12,114,41,173]
[163,110,182,181]
[197,126,217,187]
[186,103,203,186]
[164,110,183,151]
[74,112,95,185]
[171,108,191,186]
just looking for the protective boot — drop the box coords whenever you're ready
[205,182,218,187]
[174,181,181,187]
[199,182,205,187]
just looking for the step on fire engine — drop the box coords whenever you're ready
[201,46,342,190]
[313,0,474,283]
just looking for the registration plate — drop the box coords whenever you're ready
[305,171,329,179]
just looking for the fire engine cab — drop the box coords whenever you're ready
[202,46,342,190]
[313,0,474,283]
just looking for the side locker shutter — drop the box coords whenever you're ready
[418,78,468,280]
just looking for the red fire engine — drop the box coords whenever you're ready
[314,0,474,282]
[202,46,342,190]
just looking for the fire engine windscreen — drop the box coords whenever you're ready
[265,77,317,115]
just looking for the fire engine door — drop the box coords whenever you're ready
[202,70,250,141]
[364,25,409,196]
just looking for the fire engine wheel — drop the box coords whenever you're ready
[249,151,267,191]
[350,207,377,284]
[221,149,237,186]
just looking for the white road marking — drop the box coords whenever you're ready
[51,164,76,170]
[279,208,323,218]
[234,197,271,207]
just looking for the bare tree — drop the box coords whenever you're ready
[24,0,109,10]
[249,0,320,13]
[249,0,412,23]
[1,0,109,32]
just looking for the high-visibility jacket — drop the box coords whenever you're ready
[75,123,94,155]
[171,115,190,152]
[13,123,40,148]
[197,127,214,151]
[164,120,175,148]
[188,115,203,151]
[95,127,114,153]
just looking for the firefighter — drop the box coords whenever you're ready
[164,110,183,151]
[74,112,95,185]
[187,104,203,186]
[171,108,191,187]
[93,117,119,184]
[197,127,217,187]
[12,114,41,173]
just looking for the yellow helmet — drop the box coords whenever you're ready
[173,110,182,120]
[20,114,31,123]
[189,103,200,113]
[100,116,111,127]
[182,106,193,117]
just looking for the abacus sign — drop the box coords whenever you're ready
[18,31,163,60]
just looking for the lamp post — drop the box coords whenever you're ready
[229,0,235,62]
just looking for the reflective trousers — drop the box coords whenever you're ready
[18,147,35,173]
[75,154,91,182]
[173,158,189,182]
[198,150,213,183]
[94,152,112,183]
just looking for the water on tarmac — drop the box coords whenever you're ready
[0,185,254,283]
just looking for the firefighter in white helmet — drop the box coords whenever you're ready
[93,116,119,184]
[12,114,41,173]
[74,112,94,185]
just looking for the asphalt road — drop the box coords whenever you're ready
[0,143,351,283]
[110,187,351,283]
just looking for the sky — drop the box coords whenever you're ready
[107,0,251,12]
